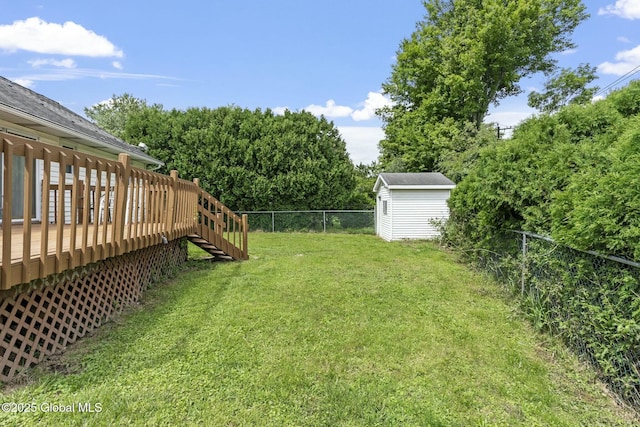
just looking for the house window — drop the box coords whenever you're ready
[383,200,388,215]
[63,146,74,174]
[0,153,37,220]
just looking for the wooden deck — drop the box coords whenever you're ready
[0,222,114,263]
[0,220,196,288]
[1,132,248,290]
[0,220,203,261]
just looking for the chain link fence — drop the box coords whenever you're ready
[477,230,640,410]
[238,210,375,234]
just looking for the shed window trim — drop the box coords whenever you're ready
[383,200,388,215]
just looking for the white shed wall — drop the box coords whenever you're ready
[390,189,450,240]
[376,186,393,241]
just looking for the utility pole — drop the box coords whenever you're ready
[496,125,514,139]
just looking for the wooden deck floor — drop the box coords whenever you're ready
[0,222,115,264]
[0,220,200,264]
[0,220,201,290]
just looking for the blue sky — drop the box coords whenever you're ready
[1,1,639,165]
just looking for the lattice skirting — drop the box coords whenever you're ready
[0,238,188,382]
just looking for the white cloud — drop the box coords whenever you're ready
[272,106,289,115]
[337,126,384,165]
[12,78,35,88]
[96,98,113,107]
[485,111,535,127]
[560,48,577,55]
[351,92,393,121]
[28,58,76,68]
[0,17,123,57]
[618,36,631,43]
[112,61,123,70]
[598,44,640,75]
[10,69,180,86]
[302,92,393,122]
[599,1,640,19]
[303,99,353,118]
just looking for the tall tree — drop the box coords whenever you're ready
[84,93,162,141]
[351,161,381,208]
[378,0,588,171]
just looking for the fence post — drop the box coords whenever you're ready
[114,153,131,255]
[272,211,275,233]
[323,211,326,232]
[521,233,527,296]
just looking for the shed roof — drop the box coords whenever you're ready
[0,76,163,167]
[373,172,455,192]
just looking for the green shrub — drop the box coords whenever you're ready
[446,81,640,262]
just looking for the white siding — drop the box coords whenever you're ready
[390,189,450,240]
[42,162,116,225]
[376,186,393,241]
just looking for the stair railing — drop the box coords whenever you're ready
[193,179,248,260]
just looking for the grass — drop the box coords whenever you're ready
[1,233,637,426]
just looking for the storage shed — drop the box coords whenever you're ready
[373,172,455,241]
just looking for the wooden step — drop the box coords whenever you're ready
[190,241,224,254]
[203,249,226,256]
[200,244,220,250]
[187,234,235,260]
[201,255,234,262]
[188,237,209,245]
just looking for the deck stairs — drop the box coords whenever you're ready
[189,184,249,262]
[187,234,234,261]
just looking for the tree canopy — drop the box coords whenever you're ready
[527,64,599,113]
[378,0,588,172]
[121,105,359,211]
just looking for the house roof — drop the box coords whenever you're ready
[0,76,163,167]
[373,172,456,192]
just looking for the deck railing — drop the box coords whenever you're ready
[0,132,248,290]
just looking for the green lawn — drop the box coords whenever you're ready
[1,233,637,426]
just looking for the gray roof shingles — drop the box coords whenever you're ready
[0,76,160,164]
[379,172,455,187]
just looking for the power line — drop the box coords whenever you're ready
[594,64,640,97]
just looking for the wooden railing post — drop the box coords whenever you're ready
[69,154,80,268]
[193,178,201,236]
[22,143,34,281]
[2,138,13,289]
[55,151,67,273]
[167,170,178,240]
[242,214,249,260]
[40,148,52,278]
[114,153,131,255]
[80,158,92,266]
